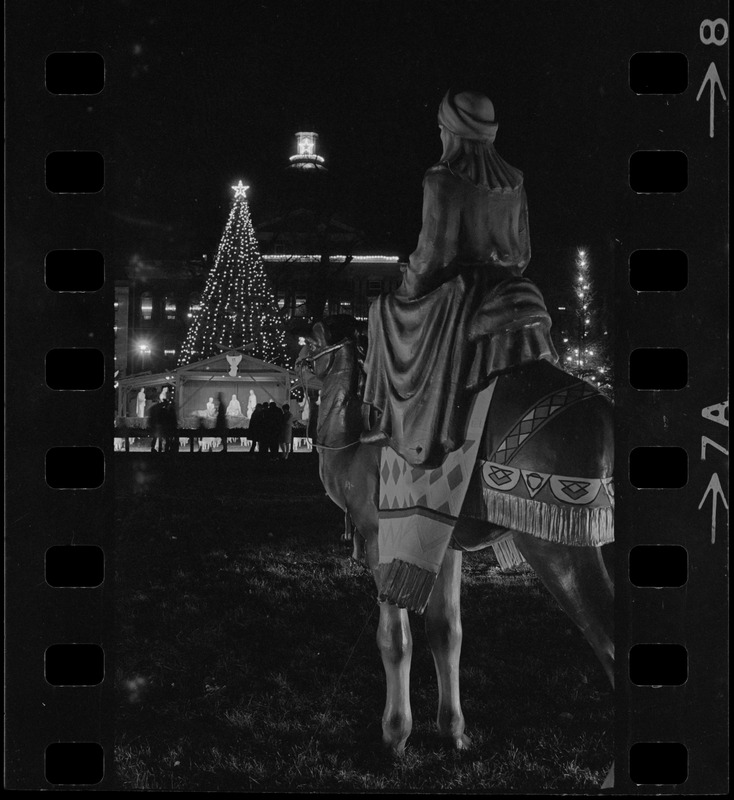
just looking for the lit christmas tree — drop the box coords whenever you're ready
[559,248,612,395]
[179,181,290,366]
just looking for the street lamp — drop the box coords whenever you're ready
[138,342,151,371]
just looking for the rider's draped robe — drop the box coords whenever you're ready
[363,161,558,469]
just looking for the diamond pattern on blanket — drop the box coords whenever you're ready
[493,381,598,465]
[488,465,514,486]
[378,382,498,581]
[380,443,476,518]
[519,419,535,435]
[446,463,465,492]
[428,466,444,485]
[436,500,452,516]
[549,474,602,505]
[481,462,521,492]
[558,480,591,501]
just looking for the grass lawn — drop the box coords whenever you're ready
[113,453,612,792]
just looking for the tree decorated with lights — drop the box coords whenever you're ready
[179,181,290,366]
[560,248,612,394]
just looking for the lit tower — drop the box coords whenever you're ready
[289,131,327,171]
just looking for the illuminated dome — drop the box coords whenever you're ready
[289,131,327,171]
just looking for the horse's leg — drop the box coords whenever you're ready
[512,531,614,687]
[424,548,470,749]
[376,601,413,755]
[513,532,614,788]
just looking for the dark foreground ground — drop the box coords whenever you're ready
[113,453,612,792]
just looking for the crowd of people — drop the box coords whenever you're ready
[148,386,178,453]
[133,388,299,458]
[247,401,295,460]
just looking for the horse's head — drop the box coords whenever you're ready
[294,315,367,447]
[296,315,366,381]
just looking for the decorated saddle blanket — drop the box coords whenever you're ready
[459,376,614,549]
[377,382,496,614]
[377,370,614,613]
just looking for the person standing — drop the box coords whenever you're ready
[160,388,178,453]
[248,402,264,455]
[148,398,162,453]
[264,401,283,460]
[279,403,295,460]
[216,392,228,451]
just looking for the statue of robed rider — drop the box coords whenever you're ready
[361,89,558,468]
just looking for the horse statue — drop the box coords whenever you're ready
[298,313,614,787]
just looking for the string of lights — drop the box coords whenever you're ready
[560,248,612,393]
[261,254,399,263]
[178,182,290,367]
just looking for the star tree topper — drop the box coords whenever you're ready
[231,180,249,198]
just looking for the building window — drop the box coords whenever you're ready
[188,293,202,319]
[165,297,177,320]
[338,300,352,315]
[367,279,383,296]
[163,334,178,361]
[277,290,287,311]
[140,292,153,321]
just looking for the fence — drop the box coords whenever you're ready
[113,428,312,454]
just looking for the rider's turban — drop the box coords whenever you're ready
[438,90,499,143]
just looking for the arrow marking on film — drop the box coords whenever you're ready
[698,472,728,543]
[696,62,727,138]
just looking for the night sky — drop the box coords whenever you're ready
[12,0,709,296]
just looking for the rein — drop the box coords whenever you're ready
[296,337,351,371]
[312,440,360,452]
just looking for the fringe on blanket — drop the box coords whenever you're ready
[490,536,525,570]
[479,487,614,546]
[378,537,527,611]
[377,560,438,614]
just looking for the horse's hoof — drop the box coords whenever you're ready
[382,738,408,759]
[443,733,471,751]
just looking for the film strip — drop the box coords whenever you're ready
[5,1,728,793]
[616,7,728,791]
[6,16,115,787]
